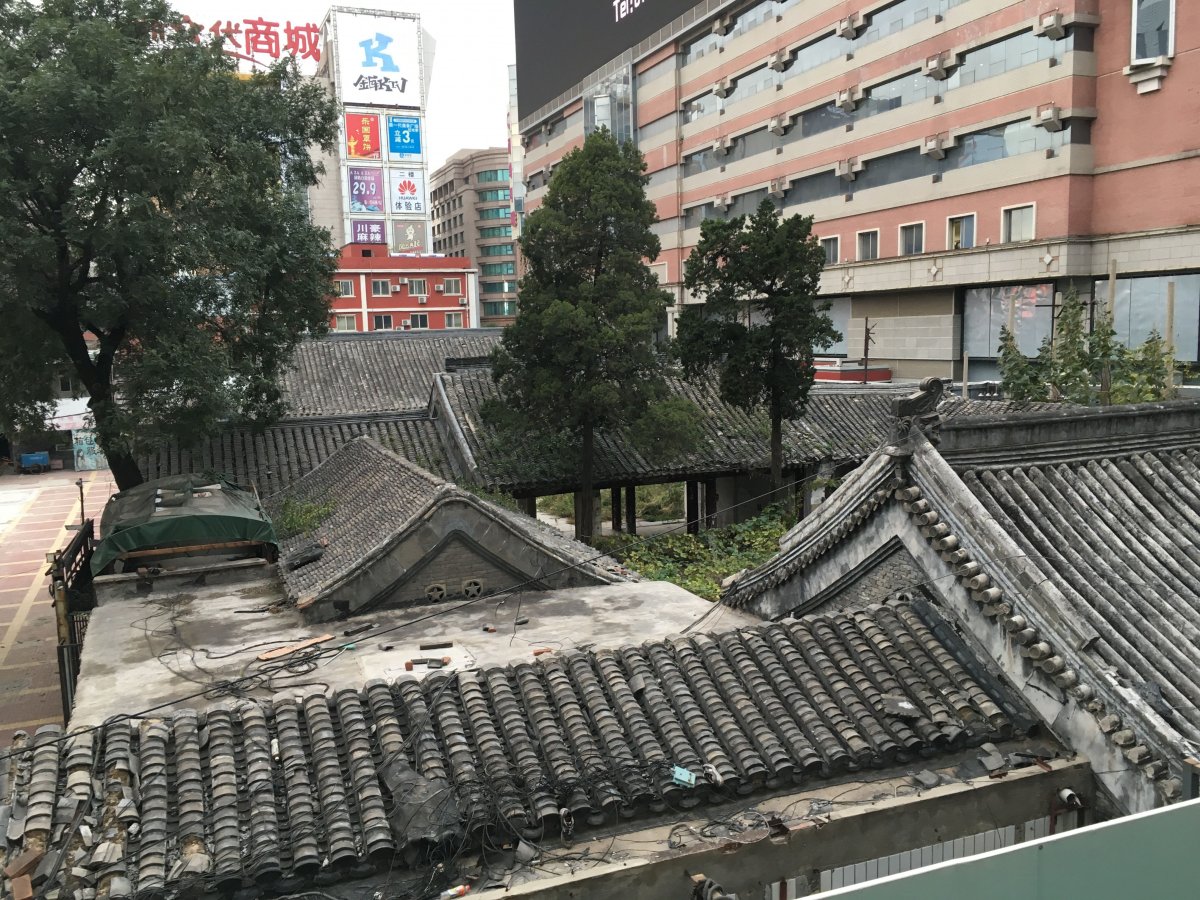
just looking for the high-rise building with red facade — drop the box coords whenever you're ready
[515,0,1197,381]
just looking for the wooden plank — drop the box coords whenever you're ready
[117,540,262,561]
[257,634,334,661]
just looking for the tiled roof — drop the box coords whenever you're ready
[139,415,453,495]
[436,370,895,493]
[939,398,1073,421]
[265,437,627,604]
[281,330,502,418]
[0,600,1019,899]
[962,448,1200,745]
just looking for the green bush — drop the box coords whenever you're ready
[275,498,336,539]
[596,503,792,601]
[537,482,685,524]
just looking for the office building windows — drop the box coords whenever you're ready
[409,278,428,296]
[476,169,510,183]
[482,281,516,294]
[482,262,516,276]
[409,313,429,329]
[372,314,393,331]
[1002,205,1035,242]
[821,237,840,265]
[333,314,357,332]
[857,230,879,261]
[478,188,511,202]
[948,215,975,250]
[1095,273,1200,362]
[899,223,924,256]
[480,244,515,256]
[371,279,390,297]
[336,279,354,297]
[443,277,462,295]
[479,225,513,238]
[479,206,511,220]
[483,300,518,317]
[963,284,1054,360]
[1132,0,1173,62]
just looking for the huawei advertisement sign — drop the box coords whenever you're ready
[514,0,700,118]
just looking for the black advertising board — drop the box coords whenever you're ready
[514,0,701,119]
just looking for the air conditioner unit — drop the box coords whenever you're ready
[767,49,788,72]
[390,284,403,293]
[923,52,958,80]
[712,14,734,36]
[1036,11,1066,40]
[713,194,733,211]
[836,158,864,182]
[713,77,732,99]
[767,177,787,199]
[435,285,445,293]
[767,114,789,136]
[398,278,409,286]
[1035,105,1064,131]
[836,85,863,112]
[712,135,733,155]
[418,295,427,304]
[921,133,949,159]
[836,13,864,40]
[459,297,469,306]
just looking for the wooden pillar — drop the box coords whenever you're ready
[625,484,637,536]
[703,479,717,530]
[519,496,537,517]
[610,486,622,533]
[686,480,700,535]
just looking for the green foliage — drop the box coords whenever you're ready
[0,0,339,488]
[275,498,335,539]
[490,128,688,541]
[596,504,791,601]
[537,482,684,523]
[998,288,1177,405]
[677,200,838,488]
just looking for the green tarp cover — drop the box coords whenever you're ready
[91,474,278,574]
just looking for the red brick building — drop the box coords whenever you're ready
[330,244,481,333]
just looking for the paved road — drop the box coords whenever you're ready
[0,469,116,745]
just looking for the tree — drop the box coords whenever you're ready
[490,129,676,543]
[996,325,1043,402]
[0,0,339,489]
[1044,288,1094,404]
[677,200,839,491]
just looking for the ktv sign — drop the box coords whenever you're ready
[335,10,422,109]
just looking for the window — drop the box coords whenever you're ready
[58,374,76,394]
[336,279,354,297]
[948,215,975,250]
[479,206,511,220]
[481,244,515,257]
[409,278,428,296]
[479,225,513,238]
[409,313,429,329]
[857,230,879,261]
[333,314,357,332]
[482,262,516,276]
[483,300,518,317]
[1096,273,1200,362]
[443,277,463,295]
[482,281,517,294]
[478,188,511,202]
[371,278,390,297]
[445,311,464,329]
[821,237,840,265]
[1002,205,1035,242]
[1131,0,1174,62]
[963,284,1054,368]
[372,314,393,331]
[476,169,510,183]
[899,223,924,256]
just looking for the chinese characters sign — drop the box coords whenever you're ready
[72,429,108,472]
[351,220,387,244]
[345,113,382,160]
[348,167,385,213]
[335,11,422,108]
[387,116,423,159]
[388,169,427,215]
[393,220,429,253]
[180,16,320,67]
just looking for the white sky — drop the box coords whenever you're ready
[178,1,517,170]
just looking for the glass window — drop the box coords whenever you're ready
[372,314,393,331]
[1003,205,1035,242]
[478,188,511,202]
[371,278,390,297]
[821,236,840,265]
[636,57,674,89]
[639,114,678,146]
[483,300,519,317]
[482,262,516,276]
[479,225,513,238]
[684,202,717,229]
[409,278,428,296]
[479,207,511,220]
[333,314,357,332]
[823,297,851,356]
[409,313,429,329]
[336,279,354,297]
[476,169,510,183]
[445,311,465,329]
[1096,274,1200,362]
[963,284,1054,359]
[899,223,924,256]
[948,215,975,250]
[857,231,879,261]
[480,244,515,257]
[1132,0,1174,62]
[482,281,517,294]
[443,277,462,295]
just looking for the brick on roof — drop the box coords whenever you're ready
[0,599,1021,899]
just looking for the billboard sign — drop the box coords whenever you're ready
[350,219,387,244]
[393,220,429,253]
[72,429,108,471]
[178,13,321,70]
[388,168,426,215]
[514,0,700,118]
[345,112,383,159]
[387,115,423,159]
[335,10,422,108]
[347,166,386,213]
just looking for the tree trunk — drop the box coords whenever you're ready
[769,398,784,495]
[105,448,144,492]
[88,387,144,491]
[575,421,595,544]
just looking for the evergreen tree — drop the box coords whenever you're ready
[1045,288,1094,404]
[490,129,676,543]
[677,200,839,491]
[996,325,1044,401]
[0,0,339,488]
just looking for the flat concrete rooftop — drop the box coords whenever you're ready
[71,560,756,726]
